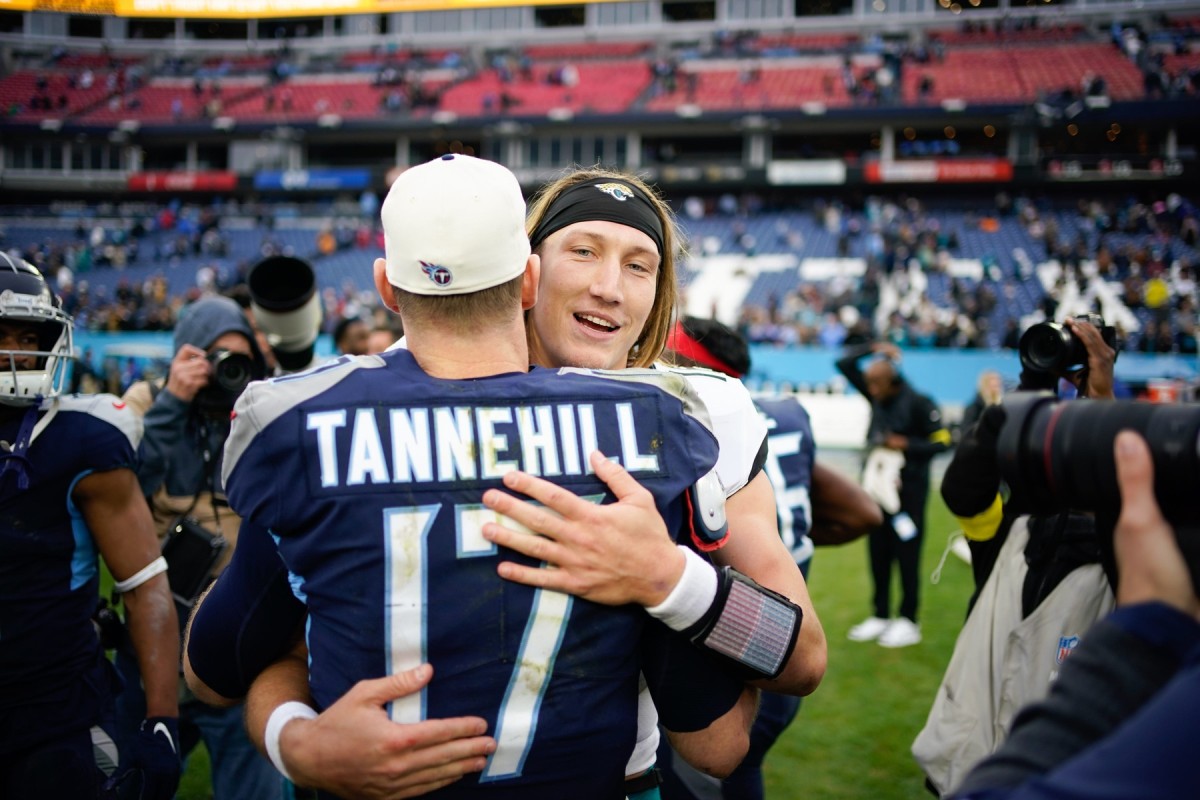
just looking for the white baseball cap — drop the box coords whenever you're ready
[381,154,531,296]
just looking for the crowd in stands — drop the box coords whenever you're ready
[3,197,382,328]
[1111,18,1200,100]
[728,192,1198,356]
[7,13,1199,123]
[3,189,1196,396]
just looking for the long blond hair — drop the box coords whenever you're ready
[526,167,684,368]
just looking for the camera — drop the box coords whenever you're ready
[196,348,263,417]
[247,255,324,373]
[162,515,227,630]
[1018,313,1119,377]
[996,391,1200,579]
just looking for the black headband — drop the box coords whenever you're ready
[529,178,665,256]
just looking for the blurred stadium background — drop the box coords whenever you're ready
[2,0,1198,432]
[6,0,1198,796]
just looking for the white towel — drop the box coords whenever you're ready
[862,446,905,515]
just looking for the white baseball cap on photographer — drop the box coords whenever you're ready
[381,154,531,296]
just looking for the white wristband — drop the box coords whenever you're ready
[264,701,317,782]
[645,545,719,632]
[113,556,168,594]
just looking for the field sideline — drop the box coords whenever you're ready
[173,491,968,799]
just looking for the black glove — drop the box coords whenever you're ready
[941,404,1006,518]
[128,717,182,800]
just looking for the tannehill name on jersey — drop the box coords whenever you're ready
[305,399,662,488]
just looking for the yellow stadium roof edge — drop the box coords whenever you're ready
[7,0,636,18]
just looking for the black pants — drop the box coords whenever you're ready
[869,482,928,623]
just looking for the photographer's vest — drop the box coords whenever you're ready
[912,516,1115,796]
[123,379,239,574]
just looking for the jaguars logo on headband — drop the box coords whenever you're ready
[420,261,453,287]
[594,183,635,202]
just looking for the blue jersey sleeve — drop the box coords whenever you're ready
[641,619,744,733]
[185,518,305,699]
[56,394,141,475]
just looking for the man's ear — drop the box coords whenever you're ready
[373,258,399,312]
[520,253,541,311]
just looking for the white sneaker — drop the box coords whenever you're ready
[847,616,892,642]
[878,617,922,648]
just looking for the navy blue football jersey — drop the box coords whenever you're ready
[0,394,141,753]
[754,397,815,568]
[221,350,723,799]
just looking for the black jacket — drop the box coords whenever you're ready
[836,345,949,488]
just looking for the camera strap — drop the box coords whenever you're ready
[188,415,230,527]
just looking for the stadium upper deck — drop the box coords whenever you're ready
[1,16,1192,128]
[1,1,1197,217]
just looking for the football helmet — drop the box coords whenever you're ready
[0,253,74,404]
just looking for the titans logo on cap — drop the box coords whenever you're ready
[420,261,453,287]
[594,183,634,202]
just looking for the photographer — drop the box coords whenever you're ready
[942,315,1117,603]
[120,295,281,800]
[914,316,1119,796]
[953,431,1200,800]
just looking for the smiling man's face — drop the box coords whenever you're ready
[527,220,660,370]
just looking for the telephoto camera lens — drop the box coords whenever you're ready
[247,255,323,372]
[997,392,1200,525]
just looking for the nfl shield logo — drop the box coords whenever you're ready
[1056,635,1079,665]
[420,261,453,287]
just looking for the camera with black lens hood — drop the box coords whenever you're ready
[195,348,262,418]
[247,255,323,374]
[1018,313,1119,377]
[996,391,1200,584]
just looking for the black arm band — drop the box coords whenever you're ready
[682,566,803,681]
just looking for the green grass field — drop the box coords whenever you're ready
[174,494,968,800]
[763,493,968,800]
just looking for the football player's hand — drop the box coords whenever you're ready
[281,664,495,800]
[165,344,211,403]
[124,716,181,800]
[481,450,686,607]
